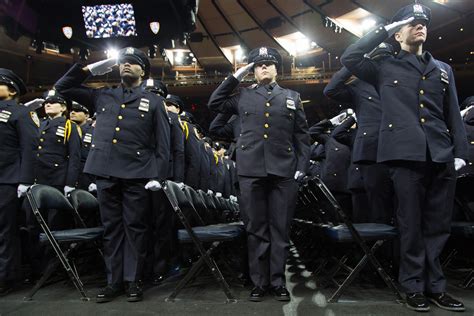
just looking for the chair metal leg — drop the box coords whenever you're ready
[442,249,457,268]
[23,258,61,301]
[460,269,474,289]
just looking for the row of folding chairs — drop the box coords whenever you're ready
[25,182,244,302]
[291,176,403,303]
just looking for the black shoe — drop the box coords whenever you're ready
[405,292,430,312]
[248,286,266,302]
[426,292,465,312]
[126,282,143,302]
[96,285,124,303]
[271,286,291,302]
[0,281,13,297]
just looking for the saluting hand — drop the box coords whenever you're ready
[233,62,255,82]
[86,58,117,76]
[384,17,414,37]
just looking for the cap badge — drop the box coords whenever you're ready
[413,4,423,14]
[126,47,135,55]
[259,47,268,56]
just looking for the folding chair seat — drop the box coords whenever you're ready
[161,180,245,302]
[24,185,104,301]
[297,177,403,303]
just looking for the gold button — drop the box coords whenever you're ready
[288,147,291,152]
[265,102,270,107]
[57,139,61,143]
[112,139,117,144]
[368,96,372,100]
[38,146,42,150]
[335,148,339,151]
[137,151,141,155]
[469,162,473,165]
[115,127,120,131]
[421,118,425,123]
[420,103,424,108]
[141,114,145,117]
[333,173,337,176]
[363,132,367,136]
[420,89,424,95]
[263,134,268,139]
[470,141,474,145]
[265,113,270,117]
[375,30,379,33]
[118,115,123,120]
[54,163,59,167]
[388,124,393,128]
[264,123,269,128]
[121,104,126,108]
[393,80,398,84]
[40,138,44,142]
[267,91,272,95]
[91,144,95,148]
[37,153,40,157]
[422,76,426,80]
[356,167,359,170]
[42,131,46,135]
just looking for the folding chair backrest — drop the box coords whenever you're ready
[166,181,205,226]
[185,186,213,225]
[68,189,100,227]
[29,184,75,215]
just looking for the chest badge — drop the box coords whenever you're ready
[0,110,12,123]
[139,98,150,112]
[286,98,296,110]
[83,133,92,143]
[440,69,449,84]
[56,125,65,138]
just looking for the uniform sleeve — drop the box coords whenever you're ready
[323,67,354,103]
[207,76,240,114]
[340,26,388,86]
[209,112,236,141]
[54,63,98,113]
[153,97,171,180]
[66,122,82,187]
[17,110,39,184]
[309,119,333,144]
[172,119,185,182]
[444,66,468,159]
[293,94,311,173]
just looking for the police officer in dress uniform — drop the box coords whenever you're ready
[0,69,38,296]
[458,97,474,175]
[208,47,310,301]
[341,3,467,312]
[55,47,170,303]
[324,44,395,224]
[69,101,96,192]
[179,111,204,190]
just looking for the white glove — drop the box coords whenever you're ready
[330,112,347,126]
[460,105,474,118]
[24,98,45,110]
[64,186,75,195]
[232,62,254,81]
[176,182,185,190]
[88,183,97,192]
[144,180,162,191]
[384,17,414,37]
[216,192,223,198]
[294,170,305,182]
[207,189,214,195]
[454,158,466,171]
[86,58,117,76]
[229,195,238,202]
[17,184,30,198]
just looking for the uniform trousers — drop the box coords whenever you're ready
[360,163,394,224]
[96,177,150,286]
[238,175,298,288]
[0,185,20,281]
[387,161,456,293]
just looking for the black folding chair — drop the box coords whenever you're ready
[298,177,403,303]
[161,181,244,303]
[24,185,104,301]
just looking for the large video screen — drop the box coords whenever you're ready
[82,3,137,38]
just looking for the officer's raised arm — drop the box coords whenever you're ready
[207,62,254,114]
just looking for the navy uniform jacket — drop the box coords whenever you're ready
[341,26,468,163]
[79,122,94,164]
[324,67,382,164]
[208,76,310,178]
[458,110,474,175]
[54,64,170,180]
[168,112,185,182]
[0,100,39,184]
[209,113,241,160]
[182,121,203,189]
[36,116,82,187]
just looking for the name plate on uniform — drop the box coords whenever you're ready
[440,69,449,84]
[139,98,150,112]
[83,133,92,143]
[0,110,12,123]
[56,126,65,137]
[286,98,296,110]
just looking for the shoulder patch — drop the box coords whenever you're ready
[30,111,40,127]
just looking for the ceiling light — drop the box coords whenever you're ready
[106,48,119,59]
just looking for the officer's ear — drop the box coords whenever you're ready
[7,86,17,99]
[140,68,145,78]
